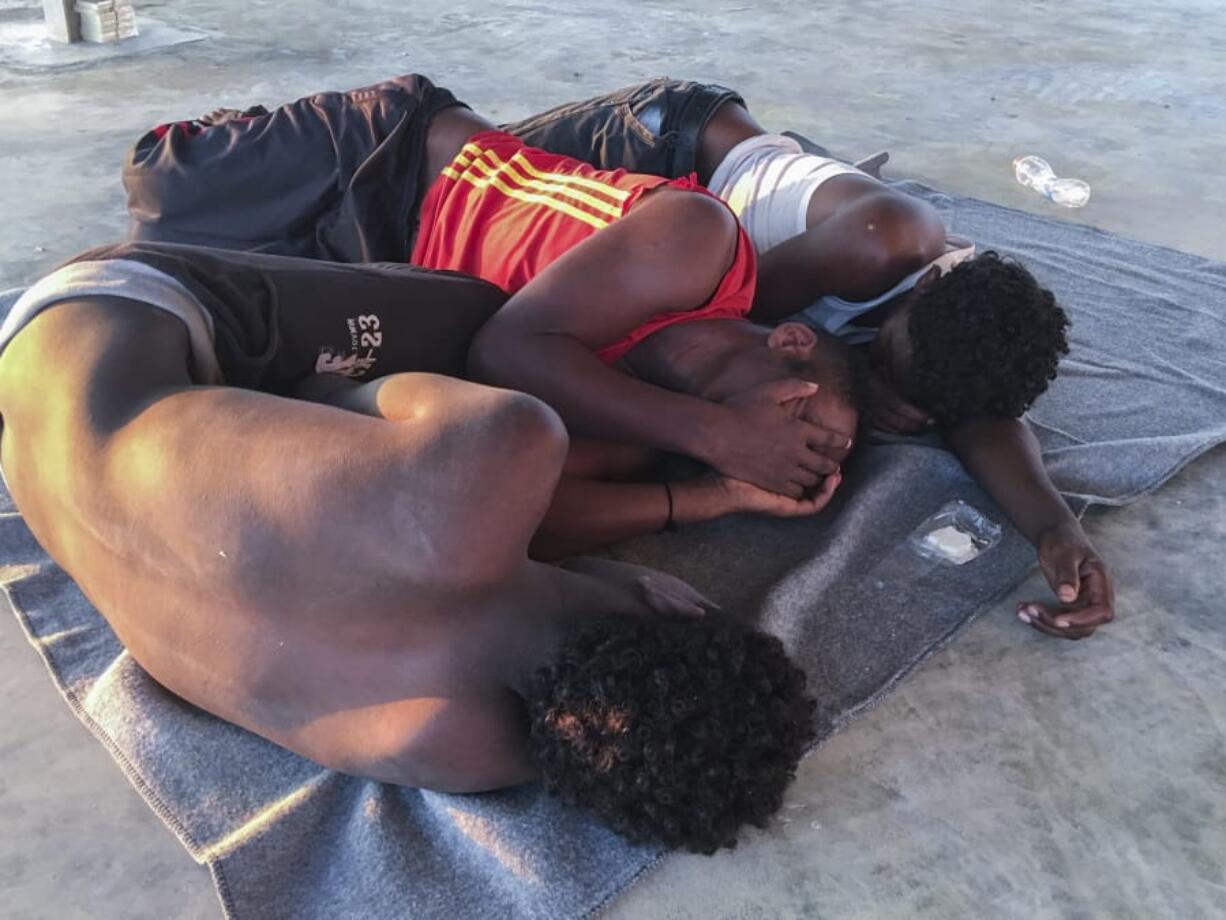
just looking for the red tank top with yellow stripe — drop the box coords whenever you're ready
[410,130,757,364]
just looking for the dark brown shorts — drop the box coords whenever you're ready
[70,242,506,394]
[122,74,464,264]
[503,78,744,178]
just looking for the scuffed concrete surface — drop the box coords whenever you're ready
[0,18,206,72]
[617,453,1226,919]
[0,1,1223,917]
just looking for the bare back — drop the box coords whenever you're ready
[0,298,563,789]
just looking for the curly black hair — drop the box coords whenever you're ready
[527,613,815,854]
[907,251,1070,425]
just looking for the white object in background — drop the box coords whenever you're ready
[1013,155,1091,208]
[75,0,138,43]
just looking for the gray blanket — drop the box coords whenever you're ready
[3,185,1224,920]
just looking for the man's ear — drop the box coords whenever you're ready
[766,322,818,357]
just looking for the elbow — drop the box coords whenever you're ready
[855,193,947,283]
[468,318,530,388]
[468,316,549,391]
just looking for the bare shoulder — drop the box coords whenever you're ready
[0,296,193,546]
[397,692,538,793]
[795,181,946,289]
[623,188,739,291]
[637,186,736,240]
[297,691,538,793]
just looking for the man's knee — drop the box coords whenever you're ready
[475,389,570,467]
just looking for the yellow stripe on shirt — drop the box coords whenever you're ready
[503,150,632,202]
[463,150,625,219]
[441,164,610,230]
[457,141,632,206]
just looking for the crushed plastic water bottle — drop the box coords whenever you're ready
[1012,155,1091,208]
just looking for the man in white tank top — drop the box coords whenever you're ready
[510,80,1114,642]
[694,99,1109,642]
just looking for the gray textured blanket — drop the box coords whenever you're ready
[3,186,1224,920]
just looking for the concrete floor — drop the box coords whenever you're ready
[1,1,1223,917]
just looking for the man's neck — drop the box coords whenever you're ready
[622,320,770,402]
[850,287,911,329]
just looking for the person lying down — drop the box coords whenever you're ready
[0,246,817,855]
[0,68,1108,855]
[4,69,878,850]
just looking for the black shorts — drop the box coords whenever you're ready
[72,242,506,394]
[122,74,464,263]
[504,78,745,178]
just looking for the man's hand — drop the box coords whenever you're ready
[943,416,1116,643]
[707,378,845,496]
[562,557,719,618]
[868,368,931,434]
[1017,523,1116,640]
[716,470,843,518]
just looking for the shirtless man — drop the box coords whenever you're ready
[505,78,1114,641]
[0,248,815,854]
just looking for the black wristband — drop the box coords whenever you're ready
[658,481,679,533]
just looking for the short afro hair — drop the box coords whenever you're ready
[907,251,1070,425]
[527,613,815,854]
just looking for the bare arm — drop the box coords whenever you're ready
[947,416,1115,639]
[470,191,730,453]
[532,477,723,560]
[467,190,838,495]
[562,437,657,480]
[529,471,842,561]
[302,375,840,559]
[751,190,946,323]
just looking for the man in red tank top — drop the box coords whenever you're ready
[409,105,854,507]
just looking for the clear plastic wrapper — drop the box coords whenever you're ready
[907,500,1002,566]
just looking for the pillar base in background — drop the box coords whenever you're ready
[0,15,204,70]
